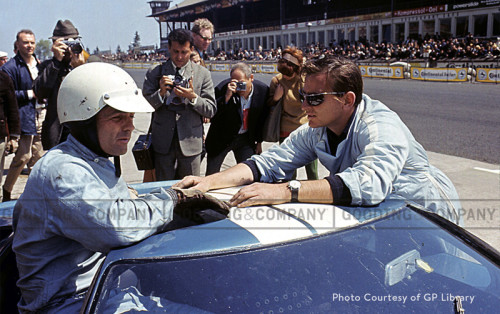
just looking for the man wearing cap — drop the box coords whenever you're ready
[0,51,8,67]
[13,62,228,312]
[34,19,87,151]
[1,29,42,201]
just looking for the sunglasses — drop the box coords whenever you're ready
[196,33,213,41]
[278,58,296,67]
[299,89,346,106]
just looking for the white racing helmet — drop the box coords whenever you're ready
[57,62,153,123]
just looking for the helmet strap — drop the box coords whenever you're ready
[114,156,121,177]
[66,117,109,158]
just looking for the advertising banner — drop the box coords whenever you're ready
[476,68,500,83]
[450,0,500,11]
[394,5,447,17]
[257,64,278,74]
[359,66,405,79]
[212,63,230,72]
[411,67,468,82]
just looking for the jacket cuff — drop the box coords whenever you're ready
[241,160,261,182]
[325,174,352,205]
[164,188,179,206]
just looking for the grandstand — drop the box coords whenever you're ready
[148,0,499,53]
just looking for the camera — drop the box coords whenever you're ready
[167,75,190,88]
[62,40,83,54]
[236,81,247,91]
[166,74,191,105]
[173,75,190,88]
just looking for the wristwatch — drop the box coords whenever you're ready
[288,180,301,203]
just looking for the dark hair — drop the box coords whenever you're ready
[302,55,363,106]
[168,29,193,48]
[16,29,35,42]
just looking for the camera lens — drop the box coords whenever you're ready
[70,43,83,54]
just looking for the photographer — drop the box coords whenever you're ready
[205,63,269,175]
[34,19,88,151]
[143,29,216,180]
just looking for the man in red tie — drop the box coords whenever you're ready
[205,63,270,175]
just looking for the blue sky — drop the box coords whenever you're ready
[0,0,183,56]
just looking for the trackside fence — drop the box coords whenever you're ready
[115,59,500,83]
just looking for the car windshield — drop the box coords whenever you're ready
[92,207,500,313]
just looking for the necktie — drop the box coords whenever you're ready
[242,108,249,131]
[175,67,182,83]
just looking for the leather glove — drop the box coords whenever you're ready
[172,187,230,220]
[128,186,139,199]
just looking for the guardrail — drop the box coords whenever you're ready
[114,58,499,83]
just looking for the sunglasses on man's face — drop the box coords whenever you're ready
[197,33,213,41]
[299,89,346,106]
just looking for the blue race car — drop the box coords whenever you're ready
[1,180,499,313]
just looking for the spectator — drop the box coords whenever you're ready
[0,51,8,66]
[143,29,216,180]
[1,29,43,202]
[191,18,214,67]
[205,62,269,175]
[34,19,88,151]
[190,51,201,65]
[268,46,319,180]
[0,72,20,195]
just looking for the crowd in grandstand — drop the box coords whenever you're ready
[214,33,500,63]
[99,33,499,64]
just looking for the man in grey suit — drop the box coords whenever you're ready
[143,29,216,180]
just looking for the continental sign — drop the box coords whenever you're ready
[411,68,468,82]
[359,66,404,79]
[256,64,278,74]
[211,63,230,72]
[476,68,500,83]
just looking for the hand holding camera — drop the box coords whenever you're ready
[172,77,196,103]
[162,74,195,105]
[52,38,86,68]
[225,79,247,104]
[159,75,175,97]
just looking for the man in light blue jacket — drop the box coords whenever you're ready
[176,55,462,226]
[12,63,228,313]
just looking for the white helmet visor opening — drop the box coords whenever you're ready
[101,88,154,114]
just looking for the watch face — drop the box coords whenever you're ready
[289,180,301,190]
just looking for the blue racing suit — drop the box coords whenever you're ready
[251,94,462,225]
[12,135,178,313]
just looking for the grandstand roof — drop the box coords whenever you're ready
[171,0,206,10]
[149,0,456,32]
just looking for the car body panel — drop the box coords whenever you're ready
[1,180,499,313]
